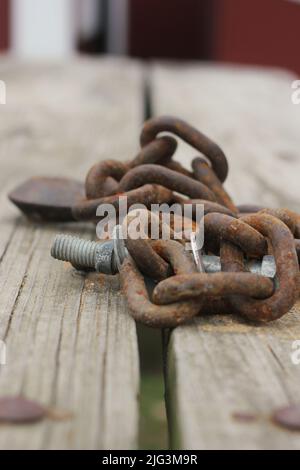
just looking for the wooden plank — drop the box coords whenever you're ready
[166,305,300,450]
[0,58,142,449]
[151,63,300,449]
[150,63,300,210]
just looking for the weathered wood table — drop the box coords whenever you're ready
[0,58,299,450]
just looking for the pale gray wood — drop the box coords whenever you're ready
[152,63,300,449]
[167,305,300,450]
[150,63,300,210]
[0,58,142,449]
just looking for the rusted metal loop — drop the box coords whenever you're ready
[85,160,129,199]
[152,271,274,305]
[130,136,193,177]
[204,213,267,258]
[118,164,216,201]
[72,184,173,221]
[198,296,231,316]
[125,238,171,281]
[120,240,201,328]
[123,208,183,241]
[192,157,237,214]
[122,209,184,281]
[237,204,265,214]
[240,207,300,238]
[292,213,300,239]
[151,239,197,274]
[296,239,300,262]
[140,116,229,183]
[258,208,296,235]
[129,136,177,167]
[172,196,236,218]
[162,160,194,178]
[186,199,235,218]
[222,213,299,322]
[258,208,300,239]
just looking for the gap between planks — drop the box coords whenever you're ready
[149,62,300,450]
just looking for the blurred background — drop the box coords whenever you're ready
[0,0,299,450]
[0,0,299,74]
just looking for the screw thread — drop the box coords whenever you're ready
[51,235,97,268]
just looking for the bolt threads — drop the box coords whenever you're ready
[51,234,97,268]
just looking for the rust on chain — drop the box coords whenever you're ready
[125,238,171,281]
[258,207,300,240]
[122,208,183,241]
[221,213,299,322]
[163,160,194,178]
[72,184,173,221]
[192,157,237,214]
[293,213,300,239]
[140,115,229,182]
[251,208,300,261]
[291,212,300,239]
[129,136,177,167]
[7,114,300,327]
[129,136,193,177]
[85,160,129,199]
[237,204,265,214]
[204,213,267,258]
[173,196,236,217]
[198,296,232,316]
[120,239,201,328]
[122,209,185,281]
[168,213,198,240]
[118,164,216,201]
[152,272,274,305]
[296,239,300,262]
[259,208,296,235]
[237,206,300,238]
[220,240,245,273]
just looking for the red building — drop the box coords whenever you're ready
[1,0,300,75]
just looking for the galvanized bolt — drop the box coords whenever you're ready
[51,227,127,275]
[202,254,276,278]
[51,227,277,278]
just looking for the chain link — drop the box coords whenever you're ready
[9,115,300,327]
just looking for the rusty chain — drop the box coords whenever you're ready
[9,115,300,327]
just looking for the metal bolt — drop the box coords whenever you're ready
[51,227,277,278]
[51,230,127,275]
[202,254,276,278]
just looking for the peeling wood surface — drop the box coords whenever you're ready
[151,63,300,449]
[0,58,142,449]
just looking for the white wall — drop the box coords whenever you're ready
[11,0,77,59]
[11,0,129,59]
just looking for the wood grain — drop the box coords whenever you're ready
[151,63,300,449]
[150,63,300,210]
[0,58,142,449]
[166,306,300,450]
